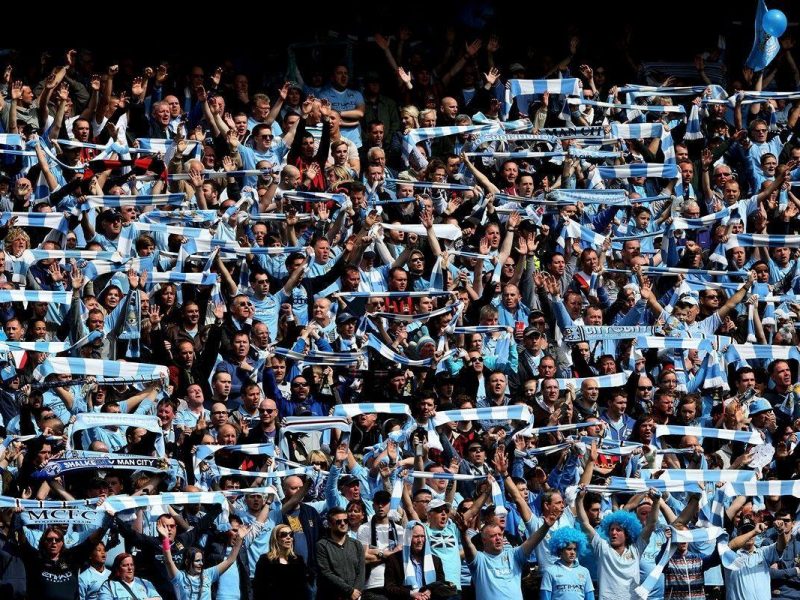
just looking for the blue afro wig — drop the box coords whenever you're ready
[547,526,588,556]
[598,510,642,545]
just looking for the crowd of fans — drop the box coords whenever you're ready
[0,20,798,600]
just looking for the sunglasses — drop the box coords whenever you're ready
[277,531,293,539]
[332,518,348,525]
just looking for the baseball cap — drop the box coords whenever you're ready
[428,499,450,511]
[336,312,358,324]
[748,397,773,416]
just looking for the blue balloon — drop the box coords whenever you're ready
[763,8,788,38]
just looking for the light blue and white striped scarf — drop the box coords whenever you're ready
[504,78,582,119]
[431,405,531,427]
[725,233,800,249]
[81,194,185,209]
[333,403,413,418]
[34,357,169,383]
[402,124,491,157]
[104,491,227,514]
[402,520,438,589]
[0,212,70,232]
[654,424,763,445]
[0,289,72,305]
[272,346,364,366]
[597,163,678,179]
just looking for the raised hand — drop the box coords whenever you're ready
[701,147,713,169]
[492,445,508,474]
[319,98,332,119]
[149,305,162,327]
[465,39,483,58]
[484,67,500,86]
[49,262,63,283]
[397,67,412,88]
[221,155,236,173]
[155,64,168,86]
[278,81,290,101]
[211,67,223,87]
[301,95,315,116]
[131,77,145,99]
[127,268,141,290]
[226,127,240,151]
[188,165,204,188]
[56,82,70,102]
[487,35,500,53]
[10,81,22,101]
[374,33,391,50]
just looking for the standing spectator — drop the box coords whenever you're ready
[317,507,366,600]
[157,520,247,600]
[253,524,311,599]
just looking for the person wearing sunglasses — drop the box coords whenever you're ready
[317,507,366,600]
[253,524,312,599]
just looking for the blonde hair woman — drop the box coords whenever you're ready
[253,524,310,599]
[4,227,30,257]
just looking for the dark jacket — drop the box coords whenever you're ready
[384,551,446,600]
[253,553,309,599]
[0,547,25,599]
[282,503,322,576]
[316,534,366,600]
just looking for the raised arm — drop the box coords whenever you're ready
[717,270,754,320]
[729,521,767,551]
[492,445,532,522]
[156,521,180,580]
[213,526,247,575]
[575,487,597,540]
[520,513,556,556]
[638,488,663,546]
[454,511,479,564]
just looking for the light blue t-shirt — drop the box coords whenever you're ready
[724,543,778,600]
[426,521,462,590]
[78,566,110,600]
[171,566,219,600]
[215,545,240,600]
[541,560,594,600]
[639,529,667,600]
[98,577,159,600]
[590,534,642,600]
[468,544,530,600]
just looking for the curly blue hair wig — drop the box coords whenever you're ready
[598,510,642,545]
[547,526,589,556]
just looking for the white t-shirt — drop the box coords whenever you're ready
[590,534,643,600]
[357,520,405,589]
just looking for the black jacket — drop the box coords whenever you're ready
[384,552,446,600]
